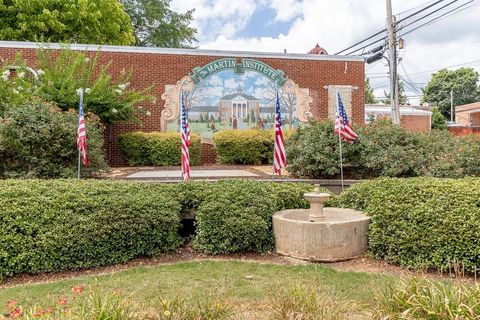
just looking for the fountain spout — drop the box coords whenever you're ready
[303,184,330,222]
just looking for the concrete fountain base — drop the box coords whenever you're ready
[272,208,370,262]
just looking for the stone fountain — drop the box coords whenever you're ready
[272,185,370,262]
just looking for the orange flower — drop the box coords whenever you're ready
[10,307,23,319]
[6,300,16,311]
[72,285,84,295]
[33,307,54,317]
[57,297,67,305]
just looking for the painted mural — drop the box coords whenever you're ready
[162,58,313,140]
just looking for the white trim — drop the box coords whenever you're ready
[0,40,365,62]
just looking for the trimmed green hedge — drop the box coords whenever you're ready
[213,129,294,165]
[0,180,181,279]
[330,177,480,271]
[118,132,201,166]
[192,180,319,254]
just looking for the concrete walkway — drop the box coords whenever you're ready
[126,169,259,179]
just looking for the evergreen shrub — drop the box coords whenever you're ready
[0,179,181,280]
[330,177,480,271]
[0,99,106,178]
[118,131,201,166]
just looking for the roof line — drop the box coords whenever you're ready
[0,41,365,62]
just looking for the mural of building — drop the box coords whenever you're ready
[219,85,260,127]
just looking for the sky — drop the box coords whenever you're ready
[170,0,480,105]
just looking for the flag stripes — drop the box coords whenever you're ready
[334,92,358,142]
[181,93,191,181]
[77,89,88,166]
[273,91,286,174]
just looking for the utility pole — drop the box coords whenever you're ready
[450,89,454,123]
[386,0,400,124]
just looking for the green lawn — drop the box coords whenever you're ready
[1,260,389,318]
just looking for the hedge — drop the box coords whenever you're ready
[330,177,480,271]
[286,119,480,179]
[118,131,201,166]
[0,180,181,280]
[192,180,319,254]
[0,179,317,279]
[213,129,294,165]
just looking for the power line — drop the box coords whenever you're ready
[398,0,476,37]
[396,0,460,32]
[334,28,386,55]
[394,0,447,25]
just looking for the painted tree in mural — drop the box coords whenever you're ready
[0,0,135,45]
[265,81,297,129]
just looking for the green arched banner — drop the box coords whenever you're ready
[190,58,288,87]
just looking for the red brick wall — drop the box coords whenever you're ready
[448,126,480,136]
[0,43,365,166]
[400,115,431,132]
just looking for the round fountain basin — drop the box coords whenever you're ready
[272,208,370,262]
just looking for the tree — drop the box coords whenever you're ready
[0,0,135,45]
[431,107,447,130]
[382,78,408,105]
[422,68,480,118]
[365,78,376,104]
[121,0,197,48]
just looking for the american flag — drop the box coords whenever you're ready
[273,91,286,174]
[77,89,88,166]
[180,93,191,181]
[334,92,358,142]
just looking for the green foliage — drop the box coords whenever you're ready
[365,78,376,104]
[0,0,135,45]
[192,180,317,254]
[422,67,480,118]
[0,179,182,279]
[121,0,197,48]
[331,177,480,271]
[34,48,154,124]
[213,130,273,165]
[286,119,480,179]
[0,99,106,178]
[118,131,201,166]
[431,107,447,129]
[374,278,480,319]
[213,129,294,165]
[286,120,359,178]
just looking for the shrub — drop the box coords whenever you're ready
[213,129,273,165]
[373,278,480,319]
[0,99,107,178]
[287,119,480,179]
[118,131,201,166]
[0,179,181,279]
[331,177,480,271]
[192,180,319,254]
[286,120,359,178]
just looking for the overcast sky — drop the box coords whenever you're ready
[171,0,480,105]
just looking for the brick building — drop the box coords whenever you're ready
[365,105,432,132]
[0,41,365,165]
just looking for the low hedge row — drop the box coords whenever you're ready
[118,132,201,166]
[330,177,480,272]
[213,129,294,165]
[0,179,315,279]
[0,179,181,280]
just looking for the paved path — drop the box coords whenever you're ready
[126,169,259,179]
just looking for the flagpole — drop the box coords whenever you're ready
[77,88,84,179]
[335,90,345,192]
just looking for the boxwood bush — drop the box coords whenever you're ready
[330,177,480,271]
[0,179,182,280]
[213,129,295,165]
[118,131,201,166]
[192,180,320,254]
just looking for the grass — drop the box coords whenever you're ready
[1,260,388,319]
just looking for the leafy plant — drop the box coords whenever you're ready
[118,131,201,166]
[0,99,106,178]
[373,278,480,319]
[331,177,480,272]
